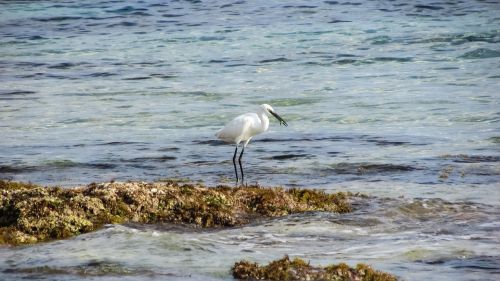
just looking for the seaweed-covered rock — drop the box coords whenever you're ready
[232,255,398,281]
[0,180,352,245]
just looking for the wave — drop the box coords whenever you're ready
[0,90,37,100]
[440,154,500,163]
[327,163,418,175]
[124,156,177,162]
[0,161,117,174]
[106,6,149,15]
[33,16,83,22]
[258,57,292,63]
[417,255,500,272]
[459,48,500,59]
[262,154,313,160]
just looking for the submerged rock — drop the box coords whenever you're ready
[0,180,351,245]
[232,255,398,281]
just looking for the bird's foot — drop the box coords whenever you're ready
[234,180,247,188]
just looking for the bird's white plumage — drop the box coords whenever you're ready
[216,104,287,184]
[216,105,271,146]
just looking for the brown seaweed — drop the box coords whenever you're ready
[232,255,398,281]
[0,180,352,245]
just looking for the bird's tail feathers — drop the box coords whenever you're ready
[215,129,222,138]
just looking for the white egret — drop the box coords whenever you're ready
[216,104,288,184]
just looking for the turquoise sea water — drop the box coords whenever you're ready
[1,0,499,280]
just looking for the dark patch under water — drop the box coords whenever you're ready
[245,135,426,147]
[157,147,180,152]
[459,48,500,59]
[85,72,117,77]
[32,16,84,22]
[263,154,312,160]
[2,260,175,278]
[0,165,37,173]
[47,62,87,69]
[328,163,418,175]
[258,57,292,63]
[0,90,36,96]
[124,156,177,162]
[259,136,353,142]
[193,140,226,146]
[417,255,500,272]
[367,140,410,146]
[414,4,444,11]
[0,162,117,174]
[97,141,147,146]
[441,154,500,163]
[122,76,152,80]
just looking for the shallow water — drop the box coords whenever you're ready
[1,0,499,280]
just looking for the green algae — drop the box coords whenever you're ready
[0,180,39,190]
[0,180,352,246]
[232,255,398,281]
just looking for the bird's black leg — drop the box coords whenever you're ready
[239,146,245,186]
[233,146,239,184]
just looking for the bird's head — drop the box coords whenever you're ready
[260,104,288,127]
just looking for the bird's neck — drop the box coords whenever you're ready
[257,111,269,132]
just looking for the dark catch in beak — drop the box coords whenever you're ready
[270,111,288,127]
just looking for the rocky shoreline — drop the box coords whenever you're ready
[0,180,351,245]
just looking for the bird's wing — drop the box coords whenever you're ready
[216,113,258,143]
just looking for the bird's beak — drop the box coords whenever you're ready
[270,111,288,127]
